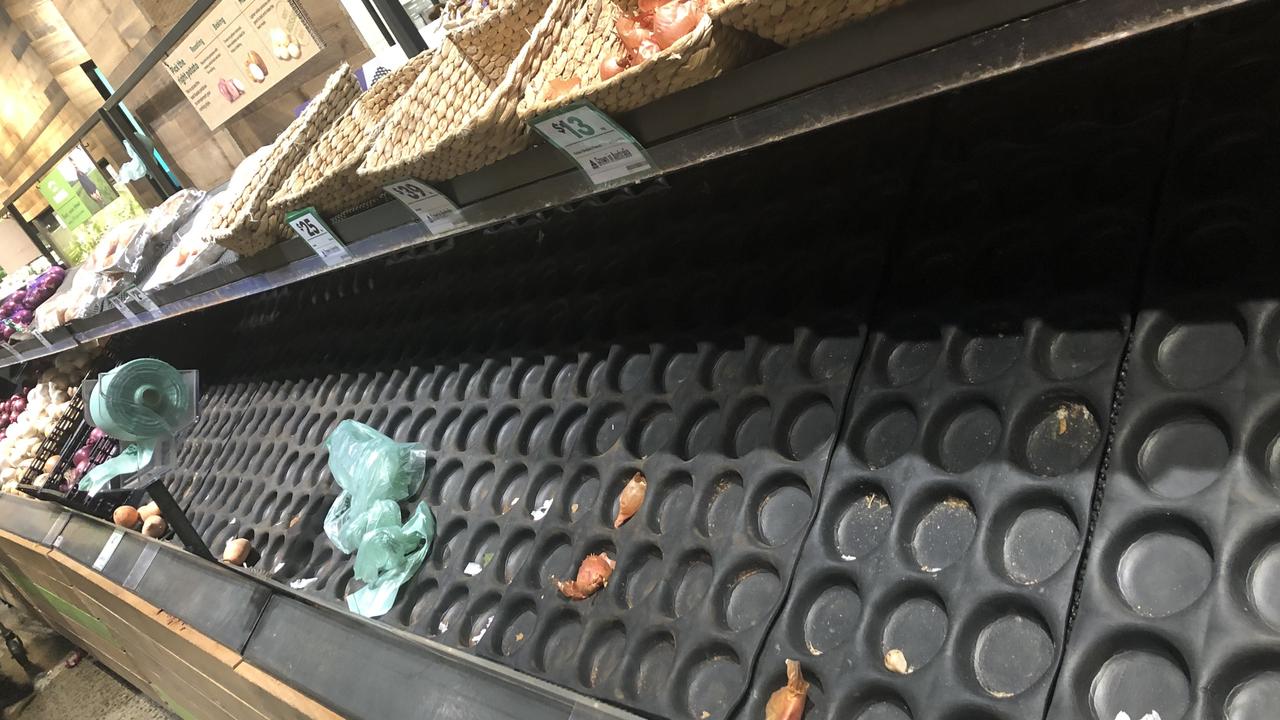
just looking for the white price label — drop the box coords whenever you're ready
[532,101,654,185]
[287,208,350,265]
[126,287,162,314]
[93,529,125,571]
[384,179,464,234]
[110,296,139,324]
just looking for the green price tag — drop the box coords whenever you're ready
[286,207,349,266]
[531,100,654,186]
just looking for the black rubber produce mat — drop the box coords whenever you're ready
[737,33,1181,720]
[1048,7,1280,720]
[148,107,925,720]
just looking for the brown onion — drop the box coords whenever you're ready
[142,516,167,538]
[613,472,647,527]
[223,538,252,566]
[764,659,809,720]
[556,553,615,600]
[543,76,582,102]
[113,505,140,529]
[600,57,627,81]
[651,0,704,50]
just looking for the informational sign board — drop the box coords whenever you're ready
[36,148,118,231]
[162,0,321,129]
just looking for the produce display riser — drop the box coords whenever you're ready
[1048,5,1280,720]
[736,29,1182,720]
[152,103,924,720]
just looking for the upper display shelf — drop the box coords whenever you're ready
[0,0,1249,369]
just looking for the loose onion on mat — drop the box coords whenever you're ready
[556,553,615,600]
[613,471,647,528]
[765,659,809,720]
[138,501,162,520]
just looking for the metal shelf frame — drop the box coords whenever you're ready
[0,0,1254,368]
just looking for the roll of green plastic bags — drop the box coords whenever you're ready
[79,359,191,496]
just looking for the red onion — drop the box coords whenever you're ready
[88,428,106,443]
[9,398,24,414]
[72,447,90,466]
[74,459,91,476]
[10,308,33,326]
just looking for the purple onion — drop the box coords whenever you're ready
[72,447,90,466]
[88,427,106,443]
[10,308,33,326]
[0,326,13,342]
[74,459,91,476]
[9,398,24,414]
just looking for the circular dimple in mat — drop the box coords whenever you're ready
[589,405,626,455]
[954,330,1022,384]
[931,402,1001,473]
[781,395,837,460]
[539,611,583,674]
[729,398,772,458]
[852,700,912,720]
[1022,400,1101,476]
[724,566,780,630]
[630,403,676,456]
[1089,648,1191,720]
[652,473,694,534]
[1248,543,1280,630]
[801,580,861,656]
[1138,416,1230,498]
[972,614,1054,698]
[1226,671,1280,720]
[833,489,893,561]
[498,602,537,656]
[685,649,742,720]
[1038,319,1123,381]
[1155,319,1246,389]
[880,596,949,673]
[699,474,743,539]
[884,336,941,387]
[754,476,812,547]
[681,402,721,459]
[628,632,675,699]
[671,553,714,618]
[1117,528,1213,617]
[1002,506,1079,584]
[580,623,626,688]
[911,497,977,572]
[622,546,663,608]
[853,403,919,470]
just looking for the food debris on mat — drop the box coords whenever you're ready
[556,552,615,600]
[884,648,910,674]
[764,659,809,720]
[614,471,647,527]
[531,497,553,521]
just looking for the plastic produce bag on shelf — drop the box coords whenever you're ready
[323,420,429,554]
[348,500,435,617]
[102,188,206,282]
[141,192,237,292]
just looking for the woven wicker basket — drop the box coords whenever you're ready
[207,65,361,257]
[444,0,553,82]
[358,4,562,188]
[712,0,903,47]
[517,0,772,120]
[268,53,433,221]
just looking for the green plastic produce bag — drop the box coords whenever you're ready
[348,502,435,618]
[322,420,434,617]
[80,359,192,496]
[323,420,428,553]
